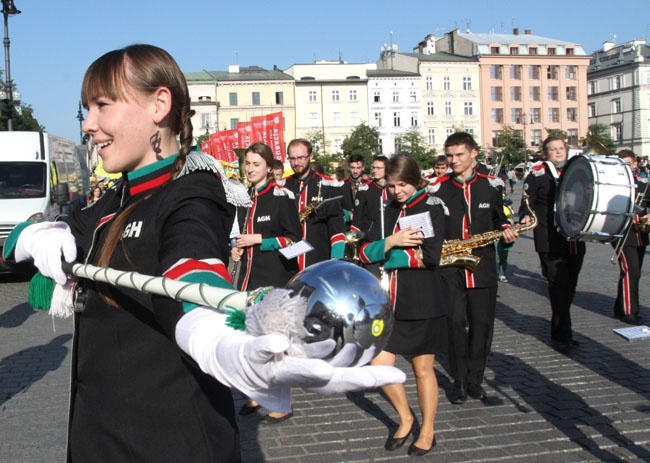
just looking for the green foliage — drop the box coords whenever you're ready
[545,128,567,141]
[195,133,210,145]
[302,129,328,157]
[0,102,44,132]
[340,123,380,170]
[395,127,437,171]
[583,123,617,154]
[495,125,526,164]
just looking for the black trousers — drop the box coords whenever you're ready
[614,246,645,318]
[443,269,497,384]
[538,251,584,343]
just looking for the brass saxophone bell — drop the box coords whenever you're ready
[344,230,365,265]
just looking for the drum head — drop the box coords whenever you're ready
[556,156,595,239]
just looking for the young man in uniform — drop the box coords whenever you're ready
[429,132,518,404]
[341,153,367,225]
[284,139,346,269]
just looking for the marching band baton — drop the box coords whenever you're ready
[62,262,249,312]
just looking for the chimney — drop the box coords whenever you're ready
[602,41,615,52]
[525,29,532,35]
[513,28,519,35]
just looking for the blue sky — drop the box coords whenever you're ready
[7,0,650,142]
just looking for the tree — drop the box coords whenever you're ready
[545,128,567,141]
[0,74,44,131]
[583,123,616,154]
[495,125,526,165]
[340,123,380,170]
[395,127,437,171]
[195,133,210,146]
[302,129,328,157]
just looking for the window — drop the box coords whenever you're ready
[463,76,472,90]
[530,108,541,123]
[510,65,522,80]
[588,81,598,95]
[229,92,238,106]
[611,75,622,90]
[510,86,522,101]
[612,99,622,113]
[351,112,359,125]
[374,112,382,127]
[567,129,578,145]
[252,92,260,105]
[490,65,503,79]
[511,108,522,124]
[393,112,401,127]
[409,91,417,103]
[464,101,474,116]
[529,47,538,55]
[529,86,540,101]
[491,108,503,123]
[588,103,596,117]
[349,89,358,101]
[529,65,541,80]
[410,111,418,126]
[444,101,452,115]
[491,46,501,54]
[547,65,559,79]
[308,90,317,102]
[566,86,577,101]
[332,138,343,154]
[229,118,239,129]
[309,112,318,127]
[548,86,559,101]
[446,128,454,138]
[392,91,400,103]
[565,66,576,80]
[566,47,575,56]
[373,91,381,103]
[275,92,284,105]
[426,76,433,90]
[428,129,436,145]
[491,86,503,101]
[547,47,556,55]
[531,129,542,146]
[201,113,211,129]
[510,47,519,55]
[492,130,503,147]
[548,108,560,123]
[567,107,578,122]
[443,76,451,90]
[427,101,434,115]
[378,138,383,154]
[612,124,622,142]
[332,112,341,125]
[331,90,340,102]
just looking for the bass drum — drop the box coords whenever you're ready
[555,154,635,242]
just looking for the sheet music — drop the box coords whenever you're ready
[279,240,314,259]
[398,212,434,238]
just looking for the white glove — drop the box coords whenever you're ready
[175,307,405,413]
[14,222,77,285]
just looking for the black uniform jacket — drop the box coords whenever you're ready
[352,180,393,242]
[430,171,510,288]
[360,189,447,320]
[520,161,586,256]
[62,157,240,462]
[623,175,650,248]
[284,170,346,268]
[235,181,301,290]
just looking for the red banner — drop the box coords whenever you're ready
[266,112,285,162]
[201,140,211,155]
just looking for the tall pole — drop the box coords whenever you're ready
[76,101,84,143]
[1,0,20,132]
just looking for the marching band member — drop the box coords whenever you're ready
[341,153,367,225]
[613,149,649,325]
[519,136,586,353]
[284,139,346,269]
[429,132,518,404]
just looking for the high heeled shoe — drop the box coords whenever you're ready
[407,436,436,457]
[384,420,414,451]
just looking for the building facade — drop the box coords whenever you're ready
[431,28,590,157]
[588,39,650,155]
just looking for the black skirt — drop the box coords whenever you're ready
[385,315,447,356]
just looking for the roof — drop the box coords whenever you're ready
[367,69,420,77]
[457,31,580,47]
[184,66,294,83]
[403,51,478,63]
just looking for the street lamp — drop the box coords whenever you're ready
[2,0,20,131]
[76,101,85,143]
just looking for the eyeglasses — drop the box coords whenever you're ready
[288,155,310,162]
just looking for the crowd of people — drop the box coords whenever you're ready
[3,42,648,462]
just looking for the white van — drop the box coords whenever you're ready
[0,131,87,271]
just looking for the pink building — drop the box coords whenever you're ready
[430,28,591,157]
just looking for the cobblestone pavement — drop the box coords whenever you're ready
[1,182,649,462]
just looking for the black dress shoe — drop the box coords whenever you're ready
[467,383,487,400]
[407,437,436,457]
[384,421,414,451]
[619,314,642,325]
[260,411,293,425]
[450,380,467,404]
[238,403,261,416]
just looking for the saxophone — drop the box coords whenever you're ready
[299,181,323,222]
[440,194,538,269]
